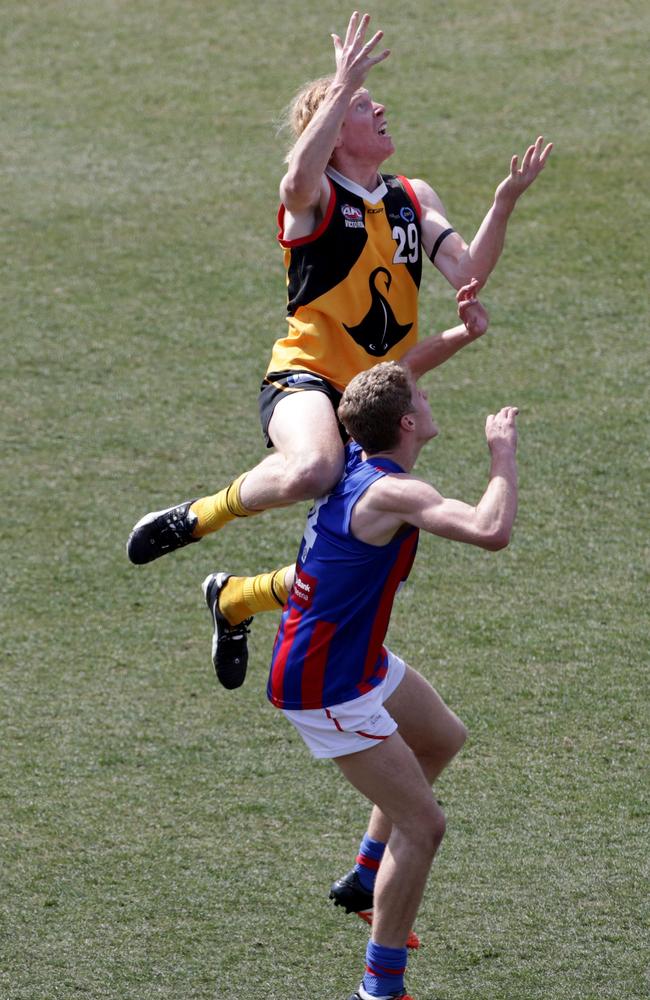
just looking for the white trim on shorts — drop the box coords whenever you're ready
[281,649,407,759]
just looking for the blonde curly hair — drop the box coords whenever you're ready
[278,75,334,161]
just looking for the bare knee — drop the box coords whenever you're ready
[285,452,343,500]
[402,799,446,858]
[447,717,468,759]
[428,802,446,852]
[417,716,467,780]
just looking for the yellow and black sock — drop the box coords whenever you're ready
[190,472,253,537]
[219,566,293,626]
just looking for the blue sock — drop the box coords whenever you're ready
[362,941,407,998]
[354,833,386,892]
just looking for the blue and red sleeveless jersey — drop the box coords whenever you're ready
[267,442,419,710]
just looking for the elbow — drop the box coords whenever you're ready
[451,252,488,291]
[280,171,319,212]
[400,352,421,380]
[487,535,510,552]
[457,266,487,291]
[446,252,478,290]
[481,527,512,551]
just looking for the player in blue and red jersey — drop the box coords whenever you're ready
[268,440,418,713]
[208,359,519,1000]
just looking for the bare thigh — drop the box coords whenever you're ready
[335,730,439,829]
[346,667,466,846]
[384,665,467,772]
[239,390,346,508]
[268,389,345,466]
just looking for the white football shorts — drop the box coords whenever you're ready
[281,649,406,759]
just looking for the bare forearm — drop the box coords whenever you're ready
[436,137,552,289]
[282,82,354,202]
[475,449,518,549]
[456,198,513,286]
[401,324,475,381]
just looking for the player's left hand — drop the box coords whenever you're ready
[457,278,488,339]
[495,136,553,209]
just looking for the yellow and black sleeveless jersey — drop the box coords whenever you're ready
[267,168,423,391]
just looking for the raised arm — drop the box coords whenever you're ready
[353,406,518,549]
[405,406,518,547]
[279,12,390,218]
[412,136,553,290]
[400,278,488,381]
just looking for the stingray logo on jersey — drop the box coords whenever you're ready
[400,205,415,224]
[341,204,364,229]
[343,267,412,356]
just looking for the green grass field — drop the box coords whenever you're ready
[2,1,648,997]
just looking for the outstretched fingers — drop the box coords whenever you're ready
[344,10,362,47]
[333,11,390,73]
[520,137,540,173]
[456,277,481,303]
[519,136,553,178]
[538,138,554,166]
[364,30,390,66]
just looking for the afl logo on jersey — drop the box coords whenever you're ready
[341,204,364,229]
[400,206,415,223]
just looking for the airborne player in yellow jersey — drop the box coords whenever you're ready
[128,11,551,676]
[270,168,426,390]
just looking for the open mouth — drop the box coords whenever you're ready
[378,124,388,136]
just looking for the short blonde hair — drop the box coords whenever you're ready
[338,362,414,454]
[279,75,334,160]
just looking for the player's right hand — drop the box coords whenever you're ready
[486,406,519,452]
[331,11,390,88]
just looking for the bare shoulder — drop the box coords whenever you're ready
[351,472,443,544]
[279,173,332,241]
[406,177,448,217]
[365,472,443,515]
[280,167,330,211]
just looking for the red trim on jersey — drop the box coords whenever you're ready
[397,175,421,220]
[301,619,337,706]
[358,532,418,695]
[277,178,337,248]
[269,605,303,705]
[356,648,388,698]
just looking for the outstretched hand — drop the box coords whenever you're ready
[486,406,519,453]
[457,278,489,339]
[495,136,553,209]
[331,11,390,90]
